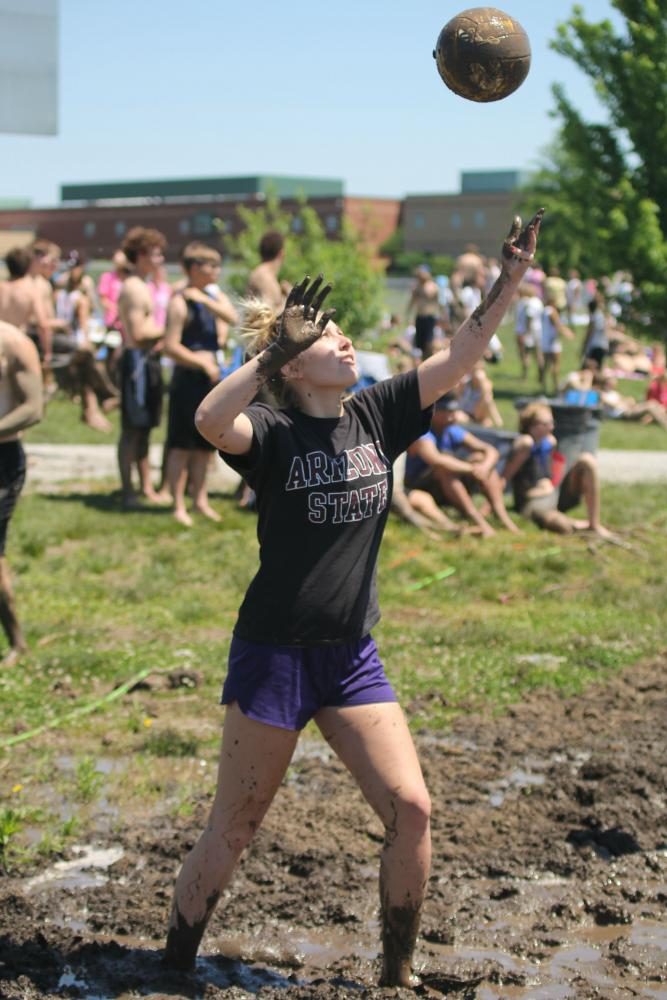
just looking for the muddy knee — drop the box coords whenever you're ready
[385,789,431,842]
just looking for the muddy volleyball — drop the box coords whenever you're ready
[433,7,531,103]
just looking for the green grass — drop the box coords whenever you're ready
[0,482,664,866]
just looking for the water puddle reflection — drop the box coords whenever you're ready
[24,844,124,893]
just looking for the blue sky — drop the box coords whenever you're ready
[0,0,621,206]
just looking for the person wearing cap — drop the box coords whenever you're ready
[406,264,441,360]
[404,392,520,537]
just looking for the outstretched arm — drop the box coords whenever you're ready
[417,211,543,408]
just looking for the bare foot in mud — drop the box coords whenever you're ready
[379,968,422,989]
[173,509,193,528]
[193,504,221,522]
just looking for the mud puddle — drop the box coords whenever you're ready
[1,657,666,998]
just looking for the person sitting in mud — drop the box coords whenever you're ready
[404,392,520,538]
[502,401,612,537]
[163,210,543,986]
[454,359,503,428]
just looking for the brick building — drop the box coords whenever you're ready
[0,174,400,263]
[403,170,528,259]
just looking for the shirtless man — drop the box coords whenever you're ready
[0,248,49,346]
[0,321,43,664]
[28,240,64,367]
[246,230,290,310]
[406,264,441,359]
[117,227,169,508]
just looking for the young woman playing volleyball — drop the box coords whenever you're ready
[164,210,543,987]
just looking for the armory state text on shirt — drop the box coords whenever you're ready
[285,442,390,525]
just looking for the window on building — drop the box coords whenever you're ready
[179,219,191,236]
[193,213,213,235]
[413,213,425,230]
[325,214,338,233]
[474,210,486,229]
[450,212,462,230]
[83,221,96,238]
[114,221,126,237]
[291,216,304,233]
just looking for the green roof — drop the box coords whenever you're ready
[61,175,344,202]
[461,170,529,194]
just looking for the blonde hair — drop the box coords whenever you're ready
[240,297,295,406]
[518,401,552,434]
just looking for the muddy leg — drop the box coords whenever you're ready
[164,704,298,970]
[315,702,431,987]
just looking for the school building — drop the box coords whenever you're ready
[0,175,401,263]
[0,170,526,263]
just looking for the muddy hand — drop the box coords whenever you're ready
[278,274,335,353]
[501,208,544,272]
[257,274,336,381]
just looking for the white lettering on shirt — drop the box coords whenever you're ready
[292,441,391,526]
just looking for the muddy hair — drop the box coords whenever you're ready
[518,401,552,434]
[240,298,296,407]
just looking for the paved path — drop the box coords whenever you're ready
[23,443,667,490]
[24,443,241,492]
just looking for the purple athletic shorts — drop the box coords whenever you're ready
[221,634,397,731]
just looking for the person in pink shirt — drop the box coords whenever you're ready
[98,250,130,385]
[98,250,130,332]
[148,264,172,330]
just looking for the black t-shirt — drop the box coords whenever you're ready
[221,369,432,645]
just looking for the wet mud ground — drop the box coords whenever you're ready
[1,659,666,999]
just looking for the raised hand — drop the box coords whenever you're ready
[257,274,336,381]
[501,209,544,276]
[277,274,335,354]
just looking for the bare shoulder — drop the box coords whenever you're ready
[120,275,148,304]
[0,322,40,370]
[167,293,187,318]
[512,433,534,451]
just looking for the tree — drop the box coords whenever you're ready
[518,1,667,332]
[379,227,455,278]
[217,191,384,340]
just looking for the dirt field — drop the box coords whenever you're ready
[1,659,666,999]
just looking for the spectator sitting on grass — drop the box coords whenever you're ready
[391,453,461,536]
[647,365,667,409]
[404,392,520,538]
[592,371,667,431]
[502,402,612,538]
